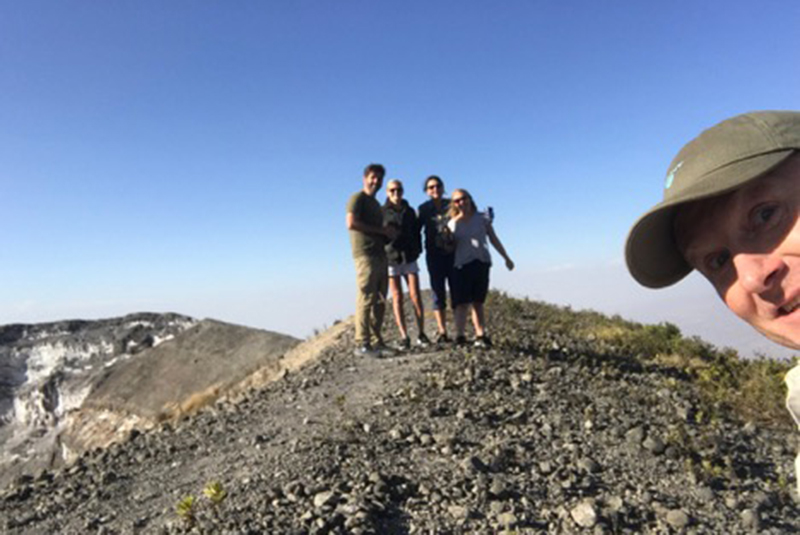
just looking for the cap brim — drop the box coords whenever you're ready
[626,204,690,289]
[626,150,795,289]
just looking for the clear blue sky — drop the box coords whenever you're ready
[2,1,799,354]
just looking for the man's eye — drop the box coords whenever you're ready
[706,250,730,271]
[751,204,779,227]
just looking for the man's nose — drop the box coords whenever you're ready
[734,253,784,294]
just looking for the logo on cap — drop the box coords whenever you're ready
[665,161,683,190]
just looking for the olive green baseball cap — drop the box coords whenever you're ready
[626,110,800,288]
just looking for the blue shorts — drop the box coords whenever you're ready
[425,252,454,310]
[451,260,490,307]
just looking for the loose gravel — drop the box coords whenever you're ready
[1,296,798,534]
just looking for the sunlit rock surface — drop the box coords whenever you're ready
[0,313,299,489]
[0,313,197,486]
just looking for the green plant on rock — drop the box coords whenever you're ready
[175,481,229,530]
[700,459,724,478]
[203,480,227,506]
[693,409,706,425]
[176,495,196,526]
[777,473,791,495]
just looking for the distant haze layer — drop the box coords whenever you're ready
[493,262,798,361]
[1,261,796,362]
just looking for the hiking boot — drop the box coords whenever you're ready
[354,344,380,358]
[416,333,431,348]
[395,337,411,350]
[436,333,450,345]
[474,335,492,349]
[454,335,468,346]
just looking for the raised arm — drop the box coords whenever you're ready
[487,223,514,271]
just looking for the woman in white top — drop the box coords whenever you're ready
[446,189,514,347]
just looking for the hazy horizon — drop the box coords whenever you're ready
[3,261,795,361]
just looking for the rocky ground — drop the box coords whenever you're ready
[1,294,798,534]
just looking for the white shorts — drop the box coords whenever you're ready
[388,260,420,277]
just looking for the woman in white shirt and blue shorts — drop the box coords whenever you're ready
[447,189,514,348]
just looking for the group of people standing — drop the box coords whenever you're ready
[346,163,514,357]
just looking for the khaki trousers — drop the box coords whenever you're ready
[354,254,388,346]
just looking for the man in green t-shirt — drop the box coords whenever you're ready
[346,163,398,356]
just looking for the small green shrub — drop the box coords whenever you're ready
[175,481,228,530]
[175,495,196,526]
[203,481,227,505]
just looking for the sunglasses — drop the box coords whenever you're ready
[427,184,442,190]
[453,197,467,204]
[388,188,403,193]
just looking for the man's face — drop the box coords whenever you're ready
[676,154,800,348]
[363,171,383,196]
[386,181,403,204]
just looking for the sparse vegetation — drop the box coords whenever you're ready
[203,480,227,506]
[487,291,795,429]
[175,495,196,526]
[174,481,228,531]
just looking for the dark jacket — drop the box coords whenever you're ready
[418,198,453,255]
[382,199,422,265]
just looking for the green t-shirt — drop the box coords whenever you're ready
[347,191,386,258]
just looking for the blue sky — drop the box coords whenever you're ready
[2,1,799,357]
